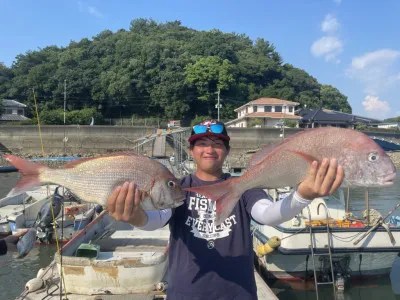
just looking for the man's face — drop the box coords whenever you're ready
[190,136,229,174]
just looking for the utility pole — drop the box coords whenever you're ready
[63,80,67,155]
[215,89,222,121]
[64,80,66,125]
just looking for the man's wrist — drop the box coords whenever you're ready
[129,210,148,227]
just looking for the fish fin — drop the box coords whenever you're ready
[184,178,243,226]
[285,150,319,163]
[63,152,139,168]
[3,154,47,195]
[248,141,285,167]
[247,130,310,167]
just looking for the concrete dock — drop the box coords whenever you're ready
[255,270,278,299]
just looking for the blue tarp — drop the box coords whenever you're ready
[373,139,400,152]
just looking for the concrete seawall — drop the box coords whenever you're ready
[1,125,399,167]
[0,126,302,156]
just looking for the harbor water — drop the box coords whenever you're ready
[1,172,400,299]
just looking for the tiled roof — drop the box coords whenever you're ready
[250,98,299,105]
[246,112,301,119]
[0,114,30,121]
[298,108,381,123]
[2,99,27,108]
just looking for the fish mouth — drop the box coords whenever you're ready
[381,173,397,185]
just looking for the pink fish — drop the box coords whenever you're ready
[185,127,397,224]
[4,152,185,210]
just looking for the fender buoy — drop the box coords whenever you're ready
[25,278,44,292]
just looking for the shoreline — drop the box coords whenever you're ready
[1,151,400,169]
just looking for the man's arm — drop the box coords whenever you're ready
[135,209,172,231]
[251,191,310,226]
[250,158,344,226]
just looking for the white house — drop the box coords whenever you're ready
[376,122,400,130]
[0,99,30,123]
[226,97,300,128]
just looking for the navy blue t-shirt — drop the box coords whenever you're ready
[167,174,268,300]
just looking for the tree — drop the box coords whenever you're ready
[0,18,351,122]
[185,56,234,116]
[320,84,352,113]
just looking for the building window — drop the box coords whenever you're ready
[246,107,248,113]
[6,109,12,114]
[264,106,272,112]
[275,106,282,112]
[253,106,258,112]
[288,106,293,113]
[17,109,23,115]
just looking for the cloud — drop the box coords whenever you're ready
[311,36,343,63]
[77,1,103,18]
[88,6,103,17]
[362,95,390,115]
[347,49,400,94]
[311,14,343,63]
[321,14,339,33]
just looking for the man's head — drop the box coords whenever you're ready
[188,120,230,174]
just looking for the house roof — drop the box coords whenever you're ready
[2,99,27,108]
[298,108,382,124]
[0,114,30,121]
[234,97,300,112]
[246,112,301,119]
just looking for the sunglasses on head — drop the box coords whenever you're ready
[192,123,225,134]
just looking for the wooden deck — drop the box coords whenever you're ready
[255,270,278,299]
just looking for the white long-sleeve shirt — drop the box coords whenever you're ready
[137,191,311,231]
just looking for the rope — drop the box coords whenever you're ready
[32,88,68,299]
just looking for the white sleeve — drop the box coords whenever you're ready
[135,209,172,231]
[251,191,311,226]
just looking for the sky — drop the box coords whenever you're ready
[0,0,399,120]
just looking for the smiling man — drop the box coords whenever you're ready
[107,119,344,300]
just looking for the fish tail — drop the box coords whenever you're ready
[3,154,47,196]
[184,178,243,225]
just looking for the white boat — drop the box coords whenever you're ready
[0,185,95,242]
[17,210,171,299]
[252,187,400,286]
[0,187,58,236]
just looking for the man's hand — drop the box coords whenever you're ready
[4,229,28,252]
[297,158,344,201]
[107,181,149,227]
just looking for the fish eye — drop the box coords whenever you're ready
[167,180,176,188]
[368,153,379,162]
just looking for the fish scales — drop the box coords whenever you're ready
[4,153,185,210]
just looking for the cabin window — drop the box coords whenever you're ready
[275,106,282,112]
[288,106,293,113]
[6,109,12,114]
[253,106,258,112]
[264,106,272,112]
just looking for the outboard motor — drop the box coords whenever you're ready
[34,186,64,243]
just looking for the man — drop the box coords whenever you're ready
[0,229,28,255]
[107,120,344,300]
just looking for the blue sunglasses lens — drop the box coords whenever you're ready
[210,124,224,133]
[193,123,224,134]
[193,125,207,134]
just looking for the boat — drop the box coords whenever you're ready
[17,210,171,299]
[0,185,96,243]
[252,187,400,289]
[18,211,278,299]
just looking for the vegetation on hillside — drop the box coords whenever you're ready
[0,19,352,125]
